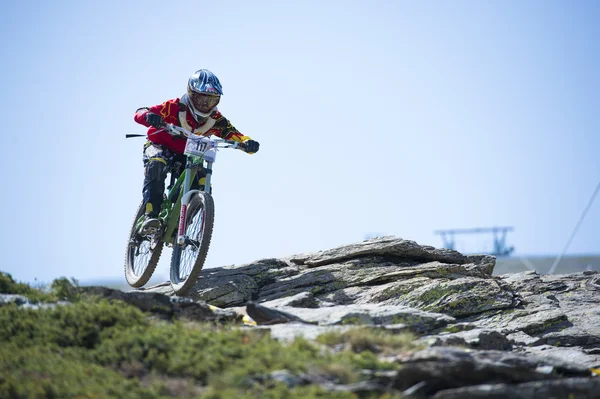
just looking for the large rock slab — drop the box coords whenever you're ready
[265,304,455,333]
[465,305,572,336]
[431,377,600,399]
[421,328,513,351]
[397,278,516,317]
[289,236,473,268]
[80,286,241,323]
[392,346,591,396]
[144,238,501,312]
[137,236,600,396]
[519,345,600,369]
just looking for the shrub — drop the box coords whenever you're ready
[0,273,409,398]
[0,345,161,399]
[0,272,57,303]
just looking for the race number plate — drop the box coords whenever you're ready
[184,135,217,162]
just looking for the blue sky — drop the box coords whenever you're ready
[1,0,599,284]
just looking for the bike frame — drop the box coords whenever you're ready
[136,124,241,247]
[160,162,202,246]
[174,157,212,246]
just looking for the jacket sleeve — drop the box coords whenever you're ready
[134,107,151,127]
[134,99,181,127]
[207,111,253,143]
[133,99,183,150]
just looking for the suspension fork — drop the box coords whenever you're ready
[203,161,213,192]
[176,160,195,246]
[176,160,213,245]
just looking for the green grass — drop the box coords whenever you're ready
[316,327,423,355]
[0,272,410,398]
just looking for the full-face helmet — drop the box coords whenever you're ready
[187,69,223,118]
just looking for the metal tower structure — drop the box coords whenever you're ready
[434,226,515,257]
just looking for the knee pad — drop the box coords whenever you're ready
[143,160,168,214]
[145,159,168,182]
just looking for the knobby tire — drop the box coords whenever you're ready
[124,201,164,287]
[170,191,214,296]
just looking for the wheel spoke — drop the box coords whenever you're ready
[169,193,213,295]
[133,240,152,275]
[178,204,204,280]
[129,232,155,276]
[187,239,200,249]
[125,202,164,288]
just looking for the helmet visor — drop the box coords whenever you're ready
[189,91,220,114]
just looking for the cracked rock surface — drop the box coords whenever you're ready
[138,236,600,397]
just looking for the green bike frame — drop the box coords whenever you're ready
[125,122,243,295]
[133,157,208,246]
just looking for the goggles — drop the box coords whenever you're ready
[189,91,220,113]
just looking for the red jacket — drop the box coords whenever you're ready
[134,98,252,154]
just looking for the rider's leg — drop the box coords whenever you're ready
[141,143,170,234]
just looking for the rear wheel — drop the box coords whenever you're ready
[170,191,214,296]
[124,201,164,287]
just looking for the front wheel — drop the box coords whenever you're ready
[124,201,164,287]
[170,191,214,296]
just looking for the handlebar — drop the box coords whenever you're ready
[164,124,247,150]
[127,123,246,151]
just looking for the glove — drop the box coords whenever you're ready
[145,112,164,128]
[244,140,260,153]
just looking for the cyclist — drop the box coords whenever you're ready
[134,69,259,234]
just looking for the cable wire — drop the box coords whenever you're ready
[548,180,600,275]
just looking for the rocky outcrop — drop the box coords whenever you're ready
[0,287,242,324]
[141,236,600,397]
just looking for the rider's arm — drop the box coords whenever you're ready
[134,100,181,127]
[207,111,254,143]
[133,107,152,127]
[134,100,185,152]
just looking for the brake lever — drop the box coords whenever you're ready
[224,142,246,150]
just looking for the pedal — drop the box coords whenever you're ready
[139,219,162,236]
[141,226,159,235]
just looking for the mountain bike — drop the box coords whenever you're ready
[124,124,247,295]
